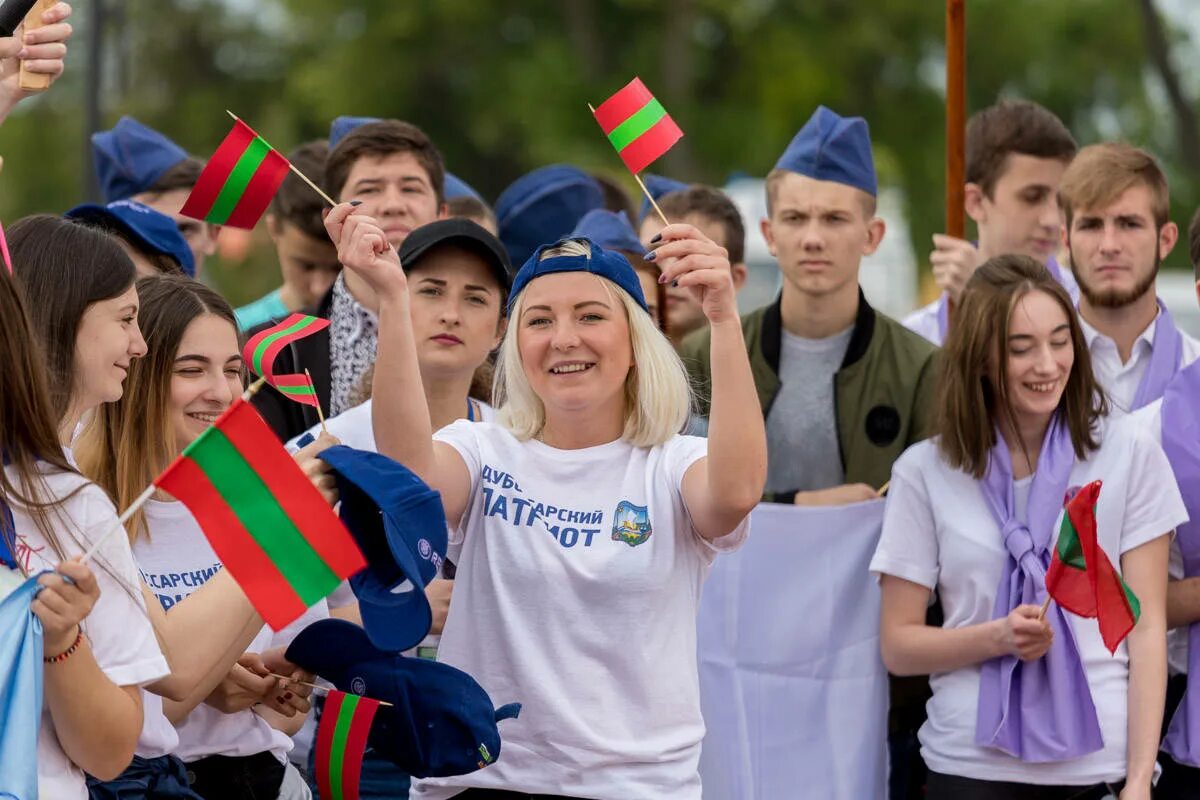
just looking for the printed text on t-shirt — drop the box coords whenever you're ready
[481,463,604,549]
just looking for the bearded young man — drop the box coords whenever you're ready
[1059,143,1200,417]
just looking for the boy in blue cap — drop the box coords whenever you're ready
[0,1,73,125]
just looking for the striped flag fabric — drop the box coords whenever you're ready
[271,373,321,408]
[153,398,365,629]
[180,118,291,229]
[242,313,330,405]
[315,689,382,800]
[1045,481,1140,654]
[592,77,684,175]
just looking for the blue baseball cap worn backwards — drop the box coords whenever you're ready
[65,200,196,277]
[507,237,649,316]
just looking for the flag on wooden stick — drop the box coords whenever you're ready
[592,77,683,175]
[181,118,291,229]
[315,689,382,800]
[242,313,330,406]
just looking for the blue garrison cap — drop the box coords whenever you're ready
[495,165,604,268]
[287,619,520,778]
[571,209,642,254]
[508,237,648,315]
[443,172,481,201]
[65,200,196,277]
[774,106,877,197]
[92,117,189,203]
[329,115,382,149]
[638,174,688,222]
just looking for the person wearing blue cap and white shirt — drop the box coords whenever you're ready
[92,117,221,276]
[0,1,74,126]
[322,196,766,798]
[65,199,197,278]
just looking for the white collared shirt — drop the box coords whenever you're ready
[1079,311,1200,418]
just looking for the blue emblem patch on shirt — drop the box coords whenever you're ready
[611,500,652,547]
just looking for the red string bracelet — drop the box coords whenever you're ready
[44,628,84,664]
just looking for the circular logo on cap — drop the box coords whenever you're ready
[418,539,432,560]
[351,676,367,696]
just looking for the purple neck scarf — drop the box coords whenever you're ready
[1161,359,1200,767]
[937,256,1072,342]
[1129,299,1184,411]
[975,414,1105,761]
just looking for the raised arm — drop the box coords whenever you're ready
[323,203,472,523]
[654,223,766,539]
[1120,534,1170,799]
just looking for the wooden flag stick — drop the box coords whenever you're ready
[877,480,891,497]
[17,0,54,93]
[944,0,966,324]
[267,673,394,707]
[225,110,337,208]
[588,102,671,228]
[305,368,328,436]
[1038,593,1053,621]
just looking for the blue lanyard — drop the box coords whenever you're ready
[466,399,476,422]
[0,500,16,571]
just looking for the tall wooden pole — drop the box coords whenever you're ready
[945,0,966,240]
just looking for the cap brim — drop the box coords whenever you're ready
[401,224,512,291]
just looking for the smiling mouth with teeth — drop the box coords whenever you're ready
[1025,381,1058,392]
[549,363,594,374]
[186,412,221,424]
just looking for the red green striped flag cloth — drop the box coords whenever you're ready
[242,313,330,405]
[154,398,365,629]
[1045,480,1140,654]
[315,690,382,800]
[592,77,683,175]
[180,118,291,229]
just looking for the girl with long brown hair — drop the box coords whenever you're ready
[871,255,1178,800]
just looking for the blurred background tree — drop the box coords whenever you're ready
[1,0,1197,305]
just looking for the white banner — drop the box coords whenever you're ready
[698,499,889,800]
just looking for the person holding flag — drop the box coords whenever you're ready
[872,254,1182,800]
[324,187,765,797]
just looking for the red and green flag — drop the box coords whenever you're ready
[242,313,330,406]
[153,398,365,629]
[315,689,382,800]
[1045,480,1140,654]
[181,118,291,229]
[592,77,684,175]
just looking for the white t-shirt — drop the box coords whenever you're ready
[134,499,327,764]
[411,421,749,800]
[4,465,169,800]
[869,419,1187,785]
[286,398,497,454]
[1080,312,1200,419]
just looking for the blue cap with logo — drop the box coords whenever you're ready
[570,209,642,254]
[638,174,687,222]
[287,618,521,778]
[774,105,877,197]
[317,446,448,653]
[508,237,648,315]
[65,200,196,277]
[92,117,190,204]
[495,165,604,268]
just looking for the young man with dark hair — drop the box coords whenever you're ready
[250,118,447,441]
[640,184,749,345]
[904,99,1079,344]
[235,140,342,330]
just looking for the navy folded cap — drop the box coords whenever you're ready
[65,200,196,277]
[287,618,521,778]
[775,105,877,197]
[329,115,382,149]
[317,446,448,653]
[495,165,605,268]
[444,172,481,201]
[508,236,648,315]
[570,209,642,255]
[638,174,687,222]
[399,218,512,293]
[92,117,190,203]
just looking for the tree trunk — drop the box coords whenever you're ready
[1136,0,1200,174]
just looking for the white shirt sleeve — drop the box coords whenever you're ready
[666,435,749,557]
[1117,423,1189,555]
[433,419,484,546]
[870,446,940,590]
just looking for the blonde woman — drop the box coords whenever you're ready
[322,201,766,799]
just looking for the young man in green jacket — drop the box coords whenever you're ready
[681,105,938,504]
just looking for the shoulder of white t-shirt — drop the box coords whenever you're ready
[900,299,943,346]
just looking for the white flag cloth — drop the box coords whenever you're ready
[697,500,889,800]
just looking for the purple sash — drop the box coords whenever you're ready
[937,256,1073,342]
[975,415,1105,761]
[1161,358,1200,767]
[1130,300,1184,411]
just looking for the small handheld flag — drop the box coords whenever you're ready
[315,689,382,800]
[153,397,365,629]
[180,117,291,229]
[592,77,684,176]
[242,313,331,407]
[1044,481,1140,654]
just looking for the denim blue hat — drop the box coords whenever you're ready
[774,105,877,197]
[444,172,481,201]
[317,446,448,653]
[638,174,687,222]
[92,117,190,203]
[571,209,642,254]
[329,115,382,149]
[65,200,196,277]
[495,165,604,268]
[286,619,521,778]
[508,237,648,315]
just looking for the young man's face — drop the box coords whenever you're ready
[760,172,883,299]
[132,187,220,276]
[968,153,1066,264]
[267,217,342,309]
[1066,183,1177,309]
[337,152,445,250]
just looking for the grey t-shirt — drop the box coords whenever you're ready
[763,325,853,495]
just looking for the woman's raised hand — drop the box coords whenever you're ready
[647,223,738,325]
[323,203,407,302]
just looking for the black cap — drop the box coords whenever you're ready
[398,219,512,293]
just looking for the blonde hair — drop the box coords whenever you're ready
[494,241,692,447]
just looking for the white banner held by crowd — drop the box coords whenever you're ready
[698,499,889,800]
